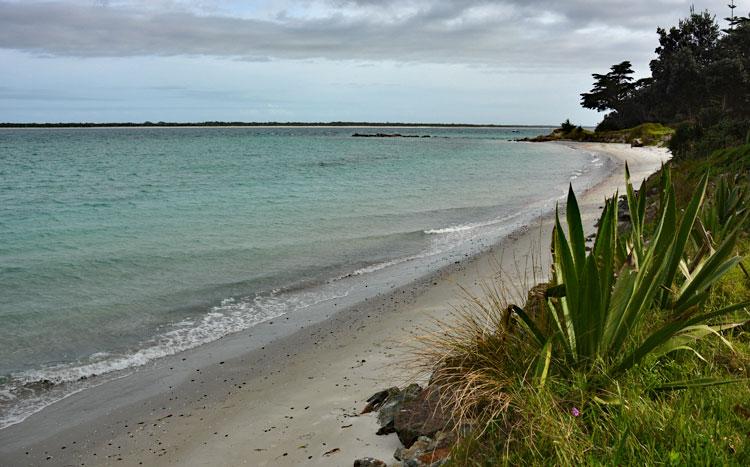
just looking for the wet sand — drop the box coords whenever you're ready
[0,142,670,467]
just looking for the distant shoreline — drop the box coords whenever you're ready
[0,122,555,129]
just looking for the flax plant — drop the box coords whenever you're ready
[515,166,750,389]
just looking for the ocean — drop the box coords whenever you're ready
[0,126,607,429]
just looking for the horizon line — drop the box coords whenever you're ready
[0,121,559,129]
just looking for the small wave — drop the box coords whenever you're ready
[423,212,522,236]
[344,251,434,277]
[424,224,475,235]
[0,287,348,430]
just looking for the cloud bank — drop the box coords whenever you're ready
[0,0,705,69]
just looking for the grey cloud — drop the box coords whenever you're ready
[0,0,702,69]
[0,86,121,101]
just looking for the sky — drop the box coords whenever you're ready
[0,0,743,125]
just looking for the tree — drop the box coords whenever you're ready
[580,8,749,150]
[649,10,721,121]
[718,13,750,118]
[580,61,636,113]
[560,119,576,133]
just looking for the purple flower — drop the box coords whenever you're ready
[571,407,581,417]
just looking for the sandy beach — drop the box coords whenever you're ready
[0,142,670,467]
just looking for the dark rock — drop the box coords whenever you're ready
[362,387,398,414]
[24,379,55,391]
[353,457,387,467]
[394,433,453,466]
[526,283,549,316]
[352,133,430,138]
[393,386,453,447]
[394,437,430,461]
[375,384,422,433]
[523,283,552,335]
[376,420,395,436]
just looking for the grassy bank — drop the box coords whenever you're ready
[524,122,675,147]
[424,144,750,465]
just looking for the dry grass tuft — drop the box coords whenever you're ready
[410,236,548,439]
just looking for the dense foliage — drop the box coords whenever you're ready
[438,147,750,466]
[581,9,750,158]
[514,168,748,390]
[432,10,750,466]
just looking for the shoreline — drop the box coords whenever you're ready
[0,142,670,466]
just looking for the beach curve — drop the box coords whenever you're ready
[0,142,670,467]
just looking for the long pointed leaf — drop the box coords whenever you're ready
[547,298,575,360]
[511,305,547,347]
[652,323,743,360]
[674,231,742,312]
[554,210,579,357]
[566,184,586,275]
[534,340,553,388]
[612,301,750,377]
[660,172,708,308]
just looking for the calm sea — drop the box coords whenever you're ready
[0,126,607,428]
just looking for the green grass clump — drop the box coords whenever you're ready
[597,122,675,146]
[419,148,750,465]
[530,122,674,146]
[514,165,746,389]
[447,330,750,465]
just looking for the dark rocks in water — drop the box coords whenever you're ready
[393,385,453,448]
[353,457,387,467]
[352,133,430,138]
[24,379,55,391]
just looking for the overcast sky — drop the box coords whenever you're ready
[0,0,742,124]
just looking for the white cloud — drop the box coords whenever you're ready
[0,0,708,70]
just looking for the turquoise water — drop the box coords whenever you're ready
[0,126,605,427]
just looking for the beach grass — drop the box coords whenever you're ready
[421,144,750,465]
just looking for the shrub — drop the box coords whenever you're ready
[668,122,702,159]
[560,119,576,133]
[514,167,748,388]
[422,168,749,445]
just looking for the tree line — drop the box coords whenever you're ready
[581,9,750,158]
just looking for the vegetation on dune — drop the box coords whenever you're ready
[414,9,750,464]
[421,159,750,464]
[529,121,674,146]
[523,167,747,385]
[336,7,750,465]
